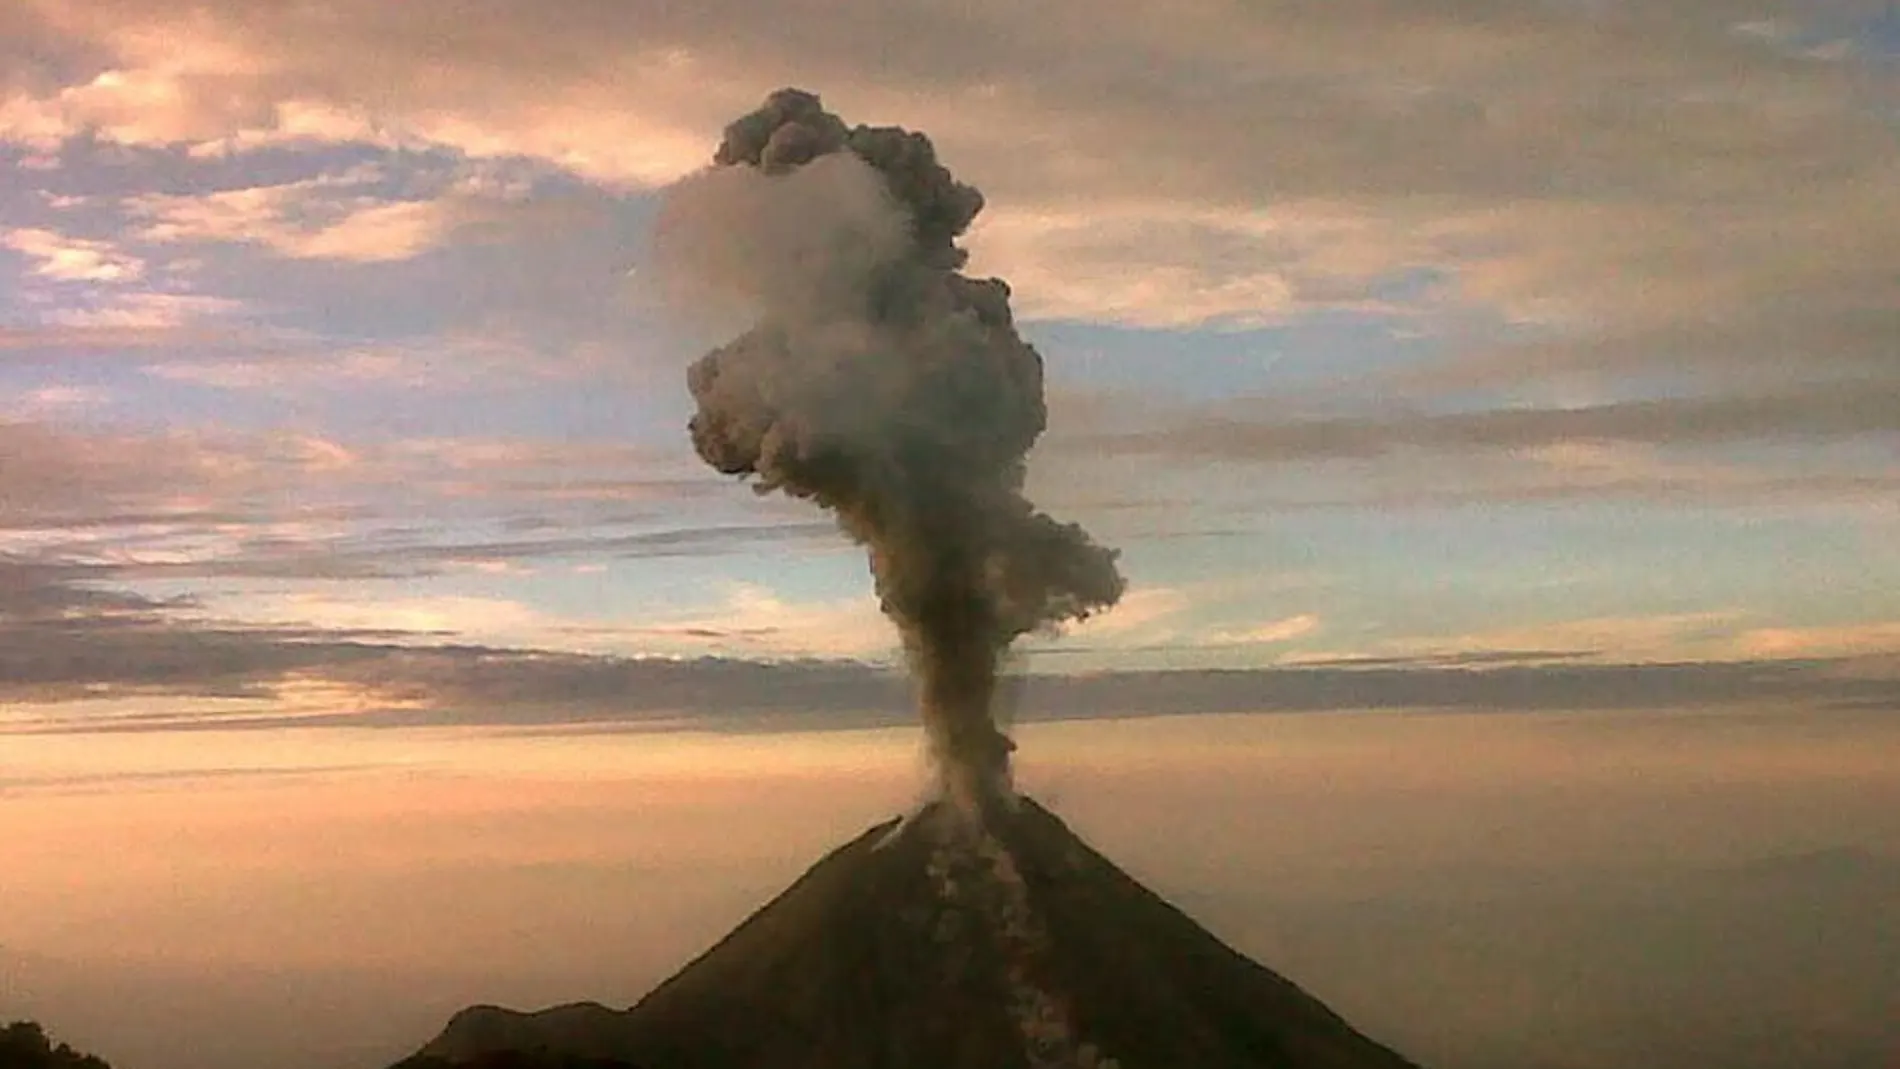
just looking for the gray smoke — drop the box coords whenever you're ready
[660,88,1124,807]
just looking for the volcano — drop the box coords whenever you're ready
[394,797,1422,1069]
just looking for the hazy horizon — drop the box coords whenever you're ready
[7,703,1899,1069]
[4,0,1898,1066]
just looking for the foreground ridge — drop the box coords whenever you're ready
[396,797,1423,1069]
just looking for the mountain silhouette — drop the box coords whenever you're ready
[395,797,1422,1069]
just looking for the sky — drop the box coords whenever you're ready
[2,1,1898,1067]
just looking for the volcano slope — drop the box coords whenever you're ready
[396,797,1422,1069]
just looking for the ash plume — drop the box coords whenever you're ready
[660,88,1124,807]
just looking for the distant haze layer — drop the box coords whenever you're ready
[4,704,1897,1069]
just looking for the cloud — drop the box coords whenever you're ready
[0,304,260,360]
[2,226,143,280]
[1408,301,1900,396]
[1207,613,1322,646]
[0,553,377,705]
[642,584,896,659]
[128,176,464,263]
[1,1,728,182]
[2,0,1890,338]
[14,632,1897,735]
[1325,612,1751,665]
[0,414,828,620]
[37,292,247,329]
[0,562,915,724]
[965,201,1425,328]
[3,541,1894,730]
[134,517,838,584]
[2,384,112,417]
[1040,587,1322,655]
[0,556,165,622]
[0,521,881,716]
[1289,611,1900,669]
[1026,390,1897,534]
[1733,621,1900,660]
[1085,380,1900,464]
[1044,381,1900,515]
[0,0,1893,725]
[0,419,384,538]
[255,592,552,643]
[138,335,540,393]
[0,421,229,526]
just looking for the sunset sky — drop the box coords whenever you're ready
[3,3,1898,1068]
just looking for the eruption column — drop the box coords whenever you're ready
[664,89,1123,807]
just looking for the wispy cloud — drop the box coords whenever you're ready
[1206,613,1322,647]
[1037,380,1900,518]
[1079,382,1900,465]
[1312,612,1749,666]
[967,201,1427,328]
[140,336,535,393]
[2,226,143,281]
[637,583,894,658]
[1734,621,1900,660]
[2,384,112,417]
[128,174,464,263]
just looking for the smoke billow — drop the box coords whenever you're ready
[660,88,1124,808]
